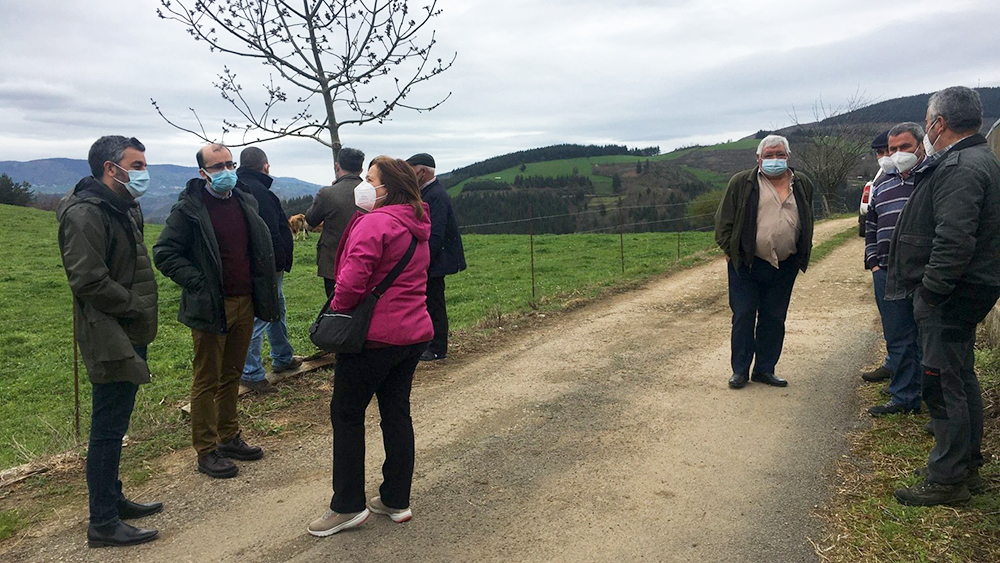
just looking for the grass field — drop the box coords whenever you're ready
[447,139,760,196]
[0,204,719,470]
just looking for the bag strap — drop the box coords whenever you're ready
[372,235,418,298]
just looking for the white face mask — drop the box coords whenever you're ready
[923,117,940,157]
[354,181,385,212]
[878,156,897,175]
[891,151,919,174]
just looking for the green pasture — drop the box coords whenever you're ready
[448,139,760,196]
[0,204,718,470]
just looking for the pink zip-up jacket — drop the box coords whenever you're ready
[331,202,433,346]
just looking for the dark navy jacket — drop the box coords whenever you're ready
[237,167,294,273]
[421,178,467,277]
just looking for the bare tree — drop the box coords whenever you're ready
[153,0,455,163]
[788,94,881,216]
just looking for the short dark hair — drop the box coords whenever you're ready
[928,86,983,134]
[196,143,230,169]
[239,147,268,172]
[337,147,365,174]
[88,136,145,178]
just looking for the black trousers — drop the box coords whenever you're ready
[87,346,145,527]
[727,257,799,376]
[425,276,448,356]
[329,343,423,513]
[915,293,984,484]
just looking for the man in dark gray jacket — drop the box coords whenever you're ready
[305,147,365,297]
[57,136,161,548]
[153,144,279,480]
[886,86,1000,506]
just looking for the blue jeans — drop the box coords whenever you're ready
[873,268,922,408]
[87,346,144,527]
[728,257,799,376]
[243,272,294,382]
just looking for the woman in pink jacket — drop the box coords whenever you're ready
[308,156,433,537]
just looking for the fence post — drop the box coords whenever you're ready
[677,231,681,262]
[529,205,536,301]
[618,197,625,274]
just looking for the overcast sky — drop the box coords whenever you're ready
[2,0,999,185]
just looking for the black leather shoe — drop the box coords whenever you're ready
[217,433,263,461]
[924,420,934,435]
[419,350,446,361]
[118,498,163,520]
[862,365,892,382]
[198,450,239,479]
[867,402,920,417]
[728,372,749,389]
[87,521,158,548]
[751,372,787,387]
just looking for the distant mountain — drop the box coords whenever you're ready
[0,158,323,223]
[0,158,321,198]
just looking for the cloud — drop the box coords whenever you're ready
[1,0,999,184]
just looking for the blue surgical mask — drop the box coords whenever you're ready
[760,158,788,177]
[113,163,150,198]
[207,169,238,193]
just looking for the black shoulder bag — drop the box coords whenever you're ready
[309,236,418,354]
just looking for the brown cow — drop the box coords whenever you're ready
[288,213,308,241]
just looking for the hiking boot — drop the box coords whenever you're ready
[895,479,971,506]
[272,358,303,374]
[87,521,159,548]
[307,508,369,537]
[368,496,412,523]
[924,421,934,435]
[197,451,238,479]
[243,379,278,394]
[862,365,892,382]
[867,402,920,417]
[913,466,985,495]
[217,433,263,461]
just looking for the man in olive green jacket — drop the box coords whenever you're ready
[305,147,364,297]
[715,135,814,390]
[57,135,161,548]
[153,144,279,480]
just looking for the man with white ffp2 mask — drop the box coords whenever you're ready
[863,122,927,418]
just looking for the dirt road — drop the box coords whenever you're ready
[5,217,879,562]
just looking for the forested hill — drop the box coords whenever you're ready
[441,144,660,188]
[815,87,1000,128]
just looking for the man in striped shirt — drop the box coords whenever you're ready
[864,122,926,416]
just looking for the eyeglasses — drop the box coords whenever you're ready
[203,161,237,173]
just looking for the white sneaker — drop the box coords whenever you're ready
[307,508,369,537]
[368,496,412,523]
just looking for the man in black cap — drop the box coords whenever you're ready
[406,153,466,361]
[860,130,894,384]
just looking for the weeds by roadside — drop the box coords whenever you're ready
[817,340,1000,562]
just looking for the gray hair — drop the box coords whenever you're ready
[88,136,145,178]
[756,134,790,156]
[928,86,983,133]
[888,122,925,143]
[239,146,268,172]
[337,147,365,173]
